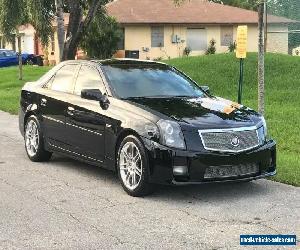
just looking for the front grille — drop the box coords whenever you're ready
[199,127,260,152]
[204,163,260,179]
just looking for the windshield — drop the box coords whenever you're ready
[101,64,205,99]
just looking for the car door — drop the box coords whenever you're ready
[40,63,79,149]
[65,64,107,163]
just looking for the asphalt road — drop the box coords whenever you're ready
[0,111,299,250]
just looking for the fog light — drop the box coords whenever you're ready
[173,166,188,176]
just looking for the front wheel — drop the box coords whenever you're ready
[24,116,52,162]
[117,135,154,197]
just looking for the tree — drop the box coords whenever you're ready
[61,0,110,61]
[80,13,122,59]
[0,0,53,79]
[258,1,265,115]
[55,0,65,62]
[1,0,111,66]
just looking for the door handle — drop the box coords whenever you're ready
[41,98,47,107]
[67,106,75,116]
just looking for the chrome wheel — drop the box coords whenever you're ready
[25,120,39,157]
[119,142,143,190]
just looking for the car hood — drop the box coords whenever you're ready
[127,96,262,129]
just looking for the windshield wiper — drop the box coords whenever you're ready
[169,95,202,99]
[123,95,203,100]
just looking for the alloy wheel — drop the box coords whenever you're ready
[25,120,39,157]
[119,142,143,190]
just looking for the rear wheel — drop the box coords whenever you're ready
[117,135,154,197]
[25,116,52,162]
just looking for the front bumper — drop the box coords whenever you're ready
[143,139,277,185]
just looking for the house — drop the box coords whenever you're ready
[106,0,297,60]
[0,15,70,65]
[0,0,296,63]
[0,24,36,54]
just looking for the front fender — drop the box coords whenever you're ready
[19,103,39,137]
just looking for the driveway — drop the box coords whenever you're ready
[0,111,299,249]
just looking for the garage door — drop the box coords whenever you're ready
[187,28,207,51]
[23,35,35,54]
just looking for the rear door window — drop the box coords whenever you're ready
[51,64,78,93]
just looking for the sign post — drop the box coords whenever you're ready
[236,26,248,104]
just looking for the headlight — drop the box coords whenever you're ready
[258,116,268,145]
[261,116,267,137]
[157,120,186,149]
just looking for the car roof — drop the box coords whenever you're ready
[62,58,168,67]
[96,58,167,66]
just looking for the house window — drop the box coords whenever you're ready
[151,27,164,48]
[221,26,233,46]
[187,28,207,51]
[117,28,125,50]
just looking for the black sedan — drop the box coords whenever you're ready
[19,59,276,196]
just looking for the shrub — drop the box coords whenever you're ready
[183,47,192,56]
[80,14,122,59]
[206,39,216,55]
[228,42,236,52]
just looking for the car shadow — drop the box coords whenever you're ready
[49,154,273,203]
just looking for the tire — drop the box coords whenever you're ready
[24,116,52,162]
[25,58,34,65]
[117,135,155,197]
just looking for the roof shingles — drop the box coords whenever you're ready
[106,0,297,25]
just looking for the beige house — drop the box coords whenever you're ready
[107,0,297,60]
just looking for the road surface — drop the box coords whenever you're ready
[0,111,299,249]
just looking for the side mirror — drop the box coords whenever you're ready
[81,89,110,110]
[201,86,210,94]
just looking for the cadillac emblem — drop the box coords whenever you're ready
[231,136,240,147]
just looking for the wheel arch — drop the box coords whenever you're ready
[114,129,144,169]
[23,104,39,131]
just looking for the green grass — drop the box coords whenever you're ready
[0,66,52,114]
[164,53,300,186]
[0,54,299,186]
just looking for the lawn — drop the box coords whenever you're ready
[0,53,299,186]
[0,66,52,114]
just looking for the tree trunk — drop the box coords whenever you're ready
[264,1,268,53]
[62,0,104,61]
[17,32,23,80]
[62,0,82,60]
[258,2,265,115]
[55,0,65,62]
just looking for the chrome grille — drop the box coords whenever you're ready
[199,127,260,152]
[204,163,259,179]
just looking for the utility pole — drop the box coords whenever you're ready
[264,0,268,52]
[258,1,265,115]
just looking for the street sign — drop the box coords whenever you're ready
[236,26,248,59]
[236,25,248,104]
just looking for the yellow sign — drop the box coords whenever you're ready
[236,26,248,59]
